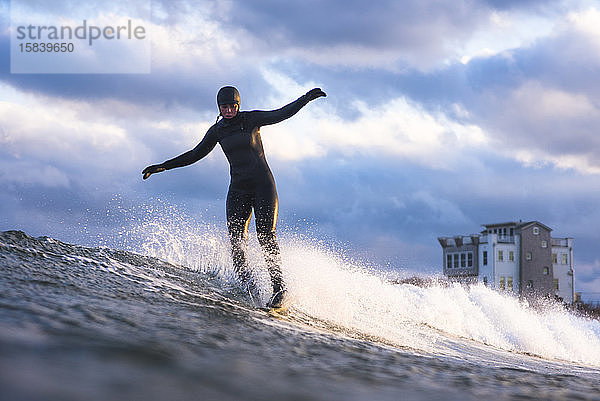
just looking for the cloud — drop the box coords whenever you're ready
[255,68,491,167]
[0,160,70,188]
[0,0,267,108]
[482,81,600,173]
[8,0,151,73]
[458,8,556,64]
[567,6,600,41]
[0,84,142,170]
[574,260,600,301]
[225,0,560,70]
[263,93,489,169]
[1,0,600,297]
[439,7,600,175]
[0,81,238,200]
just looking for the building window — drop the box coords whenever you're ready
[460,253,466,268]
[543,267,549,275]
[510,228,514,236]
[500,276,506,290]
[554,279,559,291]
[526,252,532,261]
[507,276,513,290]
[454,254,459,268]
[468,252,473,267]
[533,227,539,235]
[541,240,547,248]
[447,254,452,269]
[552,253,557,264]
[483,251,488,265]
[498,250,504,262]
[562,254,568,264]
[509,251,514,262]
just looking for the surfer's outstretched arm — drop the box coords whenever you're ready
[251,88,326,127]
[142,126,219,180]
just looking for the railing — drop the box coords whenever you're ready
[480,234,515,243]
[443,234,520,245]
[551,238,570,247]
[497,235,515,243]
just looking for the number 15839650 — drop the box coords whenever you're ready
[19,42,75,53]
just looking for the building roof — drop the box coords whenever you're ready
[482,221,520,228]
[482,220,553,232]
[516,221,553,232]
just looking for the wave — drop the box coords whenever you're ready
[123,214,600,368]
[2,222,600,368]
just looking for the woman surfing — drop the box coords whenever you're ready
[142,86,326,308]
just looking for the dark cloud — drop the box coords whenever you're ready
[225,0,489,67]
[273,150,600,266]
[2,0,600,295]
[483,0,553,10]
[459,34,600,166]
[0,30,272,114]
[289,16,600,171]
[2,132,599,285]
[227,0,546,50]
[514,25,600,101]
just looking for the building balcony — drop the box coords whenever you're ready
[551,238,570,247]
[479,234,515,244]
[497,235,515,243]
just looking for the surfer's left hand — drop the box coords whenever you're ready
[305,88,326,102]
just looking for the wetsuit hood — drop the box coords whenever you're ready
[217,86,241,107]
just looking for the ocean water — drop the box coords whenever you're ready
[1,225,600,401]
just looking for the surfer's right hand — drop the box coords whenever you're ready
[142,164,166,180]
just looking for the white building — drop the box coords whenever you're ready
[552,237,575,303]
[438,221,575,304]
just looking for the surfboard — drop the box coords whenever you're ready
[258,297,291,317]
[267,305,289,316]
[258,304,289,315]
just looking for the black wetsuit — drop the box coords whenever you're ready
[160,95,312,293]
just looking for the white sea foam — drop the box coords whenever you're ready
[130,208,600,366]
[281,238,600,366]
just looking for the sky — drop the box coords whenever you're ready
[1,0,599,301]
